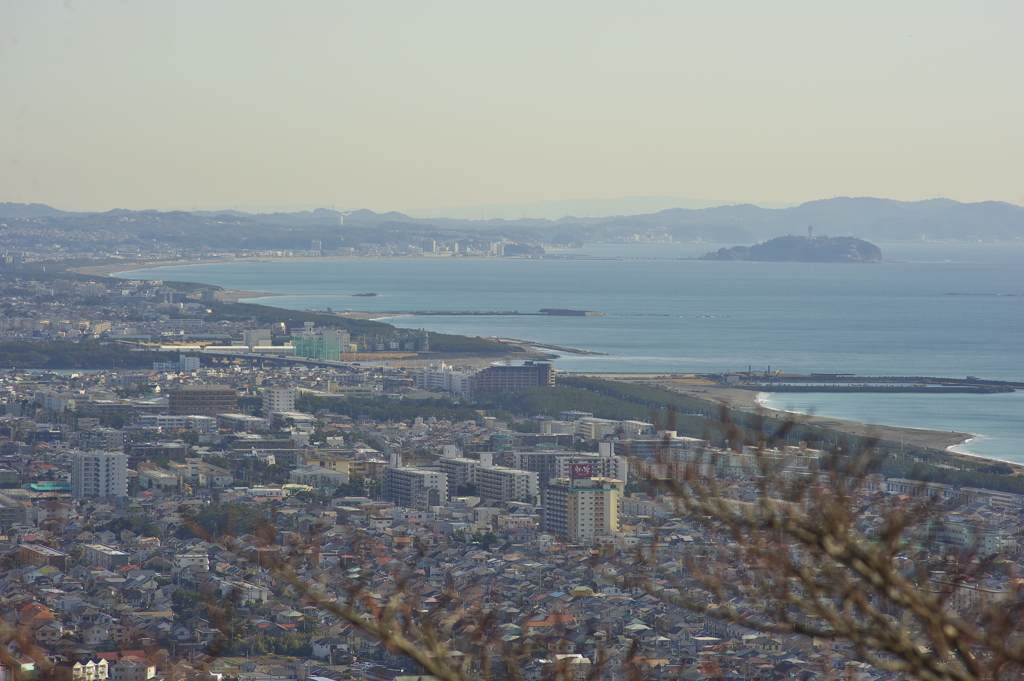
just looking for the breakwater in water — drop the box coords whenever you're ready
[368,308,604,317]
[741,385,1013,394]
[728,374,1021,394]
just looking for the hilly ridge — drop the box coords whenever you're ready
[1,197,1021,254]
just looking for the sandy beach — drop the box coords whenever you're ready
[69,258,229,277]
[577,373,1011,469]
[67,253,454,279]
[69,258,336,302]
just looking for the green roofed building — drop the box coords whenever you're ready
[26,482,72,494]
[292,323,350,361]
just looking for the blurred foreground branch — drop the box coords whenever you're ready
[616,407,1024,681]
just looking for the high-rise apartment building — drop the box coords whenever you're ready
[438,455,480,492]
[72,451,128,499]
[541,474,623,543]
[263,387,296,416]
[439,449,539,503]
[470,362,554,395]
[475,466,538,504]
[381,468,448,508]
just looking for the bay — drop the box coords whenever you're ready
[117,242,1024,462]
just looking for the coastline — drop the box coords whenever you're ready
[69,254,362,278]
[70,258,346,303]
[66,256,1009,467]
[67,252,474,279]
[750,392,973,451]
[217,290,293,303]
[577,374,977,454]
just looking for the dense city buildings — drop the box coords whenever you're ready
[0,350,1018,680]
[0,270,1020,680]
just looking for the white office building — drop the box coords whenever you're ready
[243,329,272,350]
[414,361,476,395]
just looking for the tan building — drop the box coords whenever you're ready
[348,458,388,481]
[81,543,131,570]
[110,658,155,681]
[541,475,623,543]
[300,452,351,475]
[18,544,70,570]
[168,385,238,416]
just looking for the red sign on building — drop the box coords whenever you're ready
[569,463,593,479]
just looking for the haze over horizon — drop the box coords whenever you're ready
[2,1,1022,213]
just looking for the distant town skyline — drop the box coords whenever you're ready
[2,1,1022,212]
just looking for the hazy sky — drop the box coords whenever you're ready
[2,1,1022,213]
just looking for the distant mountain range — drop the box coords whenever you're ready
[2,196,1022,245]
[0,202,80,219]
[402,196,797,220]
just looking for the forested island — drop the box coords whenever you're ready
[701,235,882,262]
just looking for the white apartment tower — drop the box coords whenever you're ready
[179,355,201,371]
[263,387,296,416]
[72,451,128,499]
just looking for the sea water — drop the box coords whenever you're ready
[756,391,1022,462]
[117,242,1024,462]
